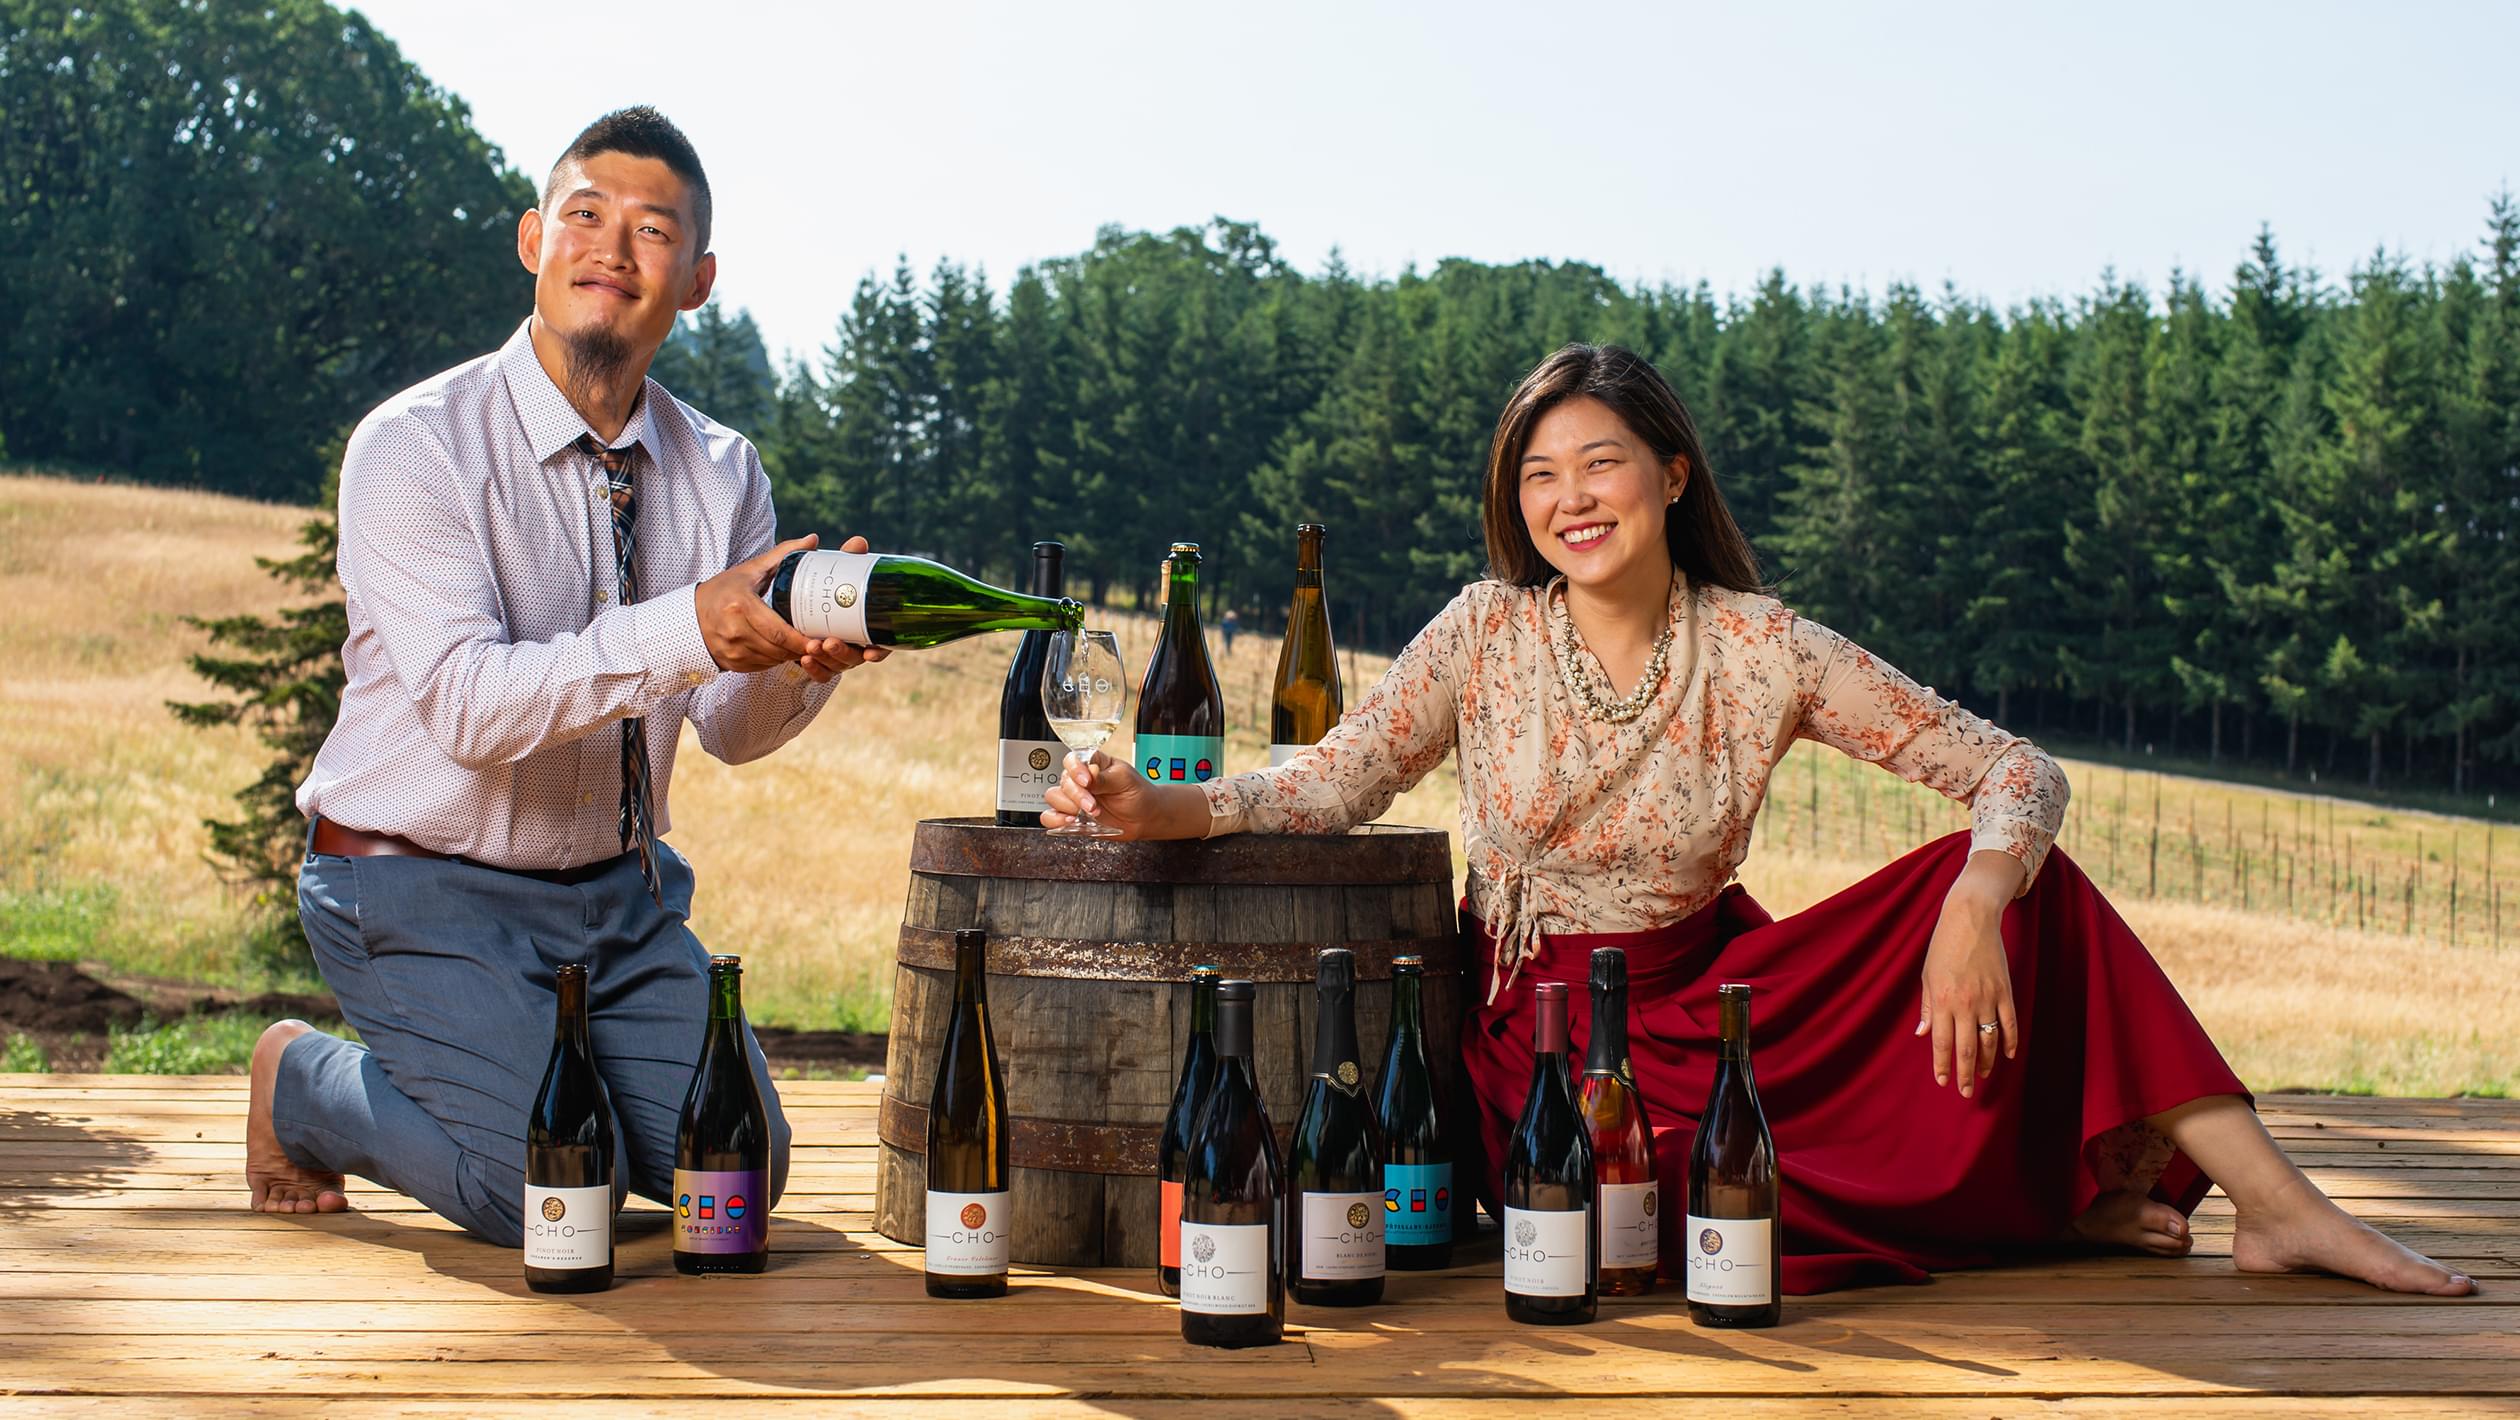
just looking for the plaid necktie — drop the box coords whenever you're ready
[579,434,662,907]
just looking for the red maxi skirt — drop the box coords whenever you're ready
[1460,831,2250,1293]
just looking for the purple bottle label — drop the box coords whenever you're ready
[672,1168,768,1254]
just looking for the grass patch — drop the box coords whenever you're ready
[2,1033,47,1071]
[0,882,120,962]
[102,1014,356,1075]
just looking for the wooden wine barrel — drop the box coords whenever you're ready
[874,817,1463,1269]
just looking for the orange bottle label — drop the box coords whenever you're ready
[1160,1180,1184,1267]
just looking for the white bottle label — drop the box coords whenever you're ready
[1177,1220,1271,1314]
[1502,1205,1588,1297]
[1598,1180,1660,1270]
[1685,1214,1776,1305]
[1268,742,1305,767]
[522,1183,613,1270]
[925,1189,1012,1276]
[1298,1190,1385,1280]
[781,550,876,643]
[997,739,1064,815]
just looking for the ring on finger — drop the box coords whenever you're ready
[1977,1021,2000,1034]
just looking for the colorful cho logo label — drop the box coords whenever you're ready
[1191,1232,1217,1264]
[1699,1227,1724,1255]
[960,1201,989,1230]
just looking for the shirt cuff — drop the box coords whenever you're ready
[1199,778,1247,839]
[1969,816,2053,897]
[637,583,720,690]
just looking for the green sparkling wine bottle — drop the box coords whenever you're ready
[1287,948,1385,1307]
[673,955,770,1276]
[524,963,615,1294]
[1268,523,1343,765]
[1134,543,1226,786]
[769,549,1083,649]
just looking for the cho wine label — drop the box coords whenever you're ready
[997,738,1064,816]
[924,1189,1011,1275]
[1502,1205,1589,1297]
[1685,1215,1775,1305]
[1160,1179,1185,1268]
[522,1183,612,1269]
[781,550,876,642]
[1176,1221,1270,1314]
[1136,732,1224,785]
[1298,1191,1385,1280]
[672,1169,768,1254]
[1598,1180,1660,1270]
[1382,1163,1453,1247]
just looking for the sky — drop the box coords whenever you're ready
[351,0,2520,367]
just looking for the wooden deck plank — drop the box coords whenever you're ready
[3,1076,2512,1407]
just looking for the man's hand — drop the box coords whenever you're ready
[695,533,892,678]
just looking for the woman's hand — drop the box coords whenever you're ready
[1914,850,2027,1097]
[1042,749,1204,842]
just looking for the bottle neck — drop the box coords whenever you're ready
[1294,530,1323,586]
[1389,971,1423,1043]
[709,969,744,1026]
[1164,564,1202,637]
[1190,976,1218,1040]
[1532,988,1569,1056]
[554,970,590,1051]
[1311,978,1360,1084]
[1585,982,1628,1075]
[1030,548,1064,599]
[952,939,987,1007]
[1718,991,1752,1063]
[1215,994,1253,1062]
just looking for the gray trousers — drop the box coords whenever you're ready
[280,837,791,1247]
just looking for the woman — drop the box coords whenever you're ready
[1047,344,2473,1297]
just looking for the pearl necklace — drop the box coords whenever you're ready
[1550,584,1676,724]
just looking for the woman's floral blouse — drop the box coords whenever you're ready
[1202,575,2072,996]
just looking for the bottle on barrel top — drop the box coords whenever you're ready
[1687,983,1782,1328]
[1157,965,1224,1297]
[1503,981,1596,1324]
[1579,948,1659,1297]
[768,547,1082,649]
[1268,523,1343,766]
[1288,948,1386,1306]
[924,929,1010,1298]
[524,962,615,1294]
[1376,954,1453,1270]
[1134,543,1226,787]
[995,541,1068,826]
[1180,980,1284,1347]
[673,955,771,1275]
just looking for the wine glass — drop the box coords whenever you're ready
[1041,629,1127,838]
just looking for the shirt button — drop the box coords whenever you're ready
[685,670,710,687]
[581,791,595,807]
[594,588,610,604]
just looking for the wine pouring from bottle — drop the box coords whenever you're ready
[1040,628,1128,838]
[769,549,1082,649]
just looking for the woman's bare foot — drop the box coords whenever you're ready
[2066,1189,2194,1256]
[2231,1176,2475,1296]
[246,1019,349,1215]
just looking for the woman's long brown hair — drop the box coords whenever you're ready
[1481,343,1764,594]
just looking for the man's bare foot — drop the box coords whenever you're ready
[2231,1176,2475,1295]
[246,1019,349,1215]
[2066,1189,2194,1256]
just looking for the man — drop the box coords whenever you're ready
[245,107,877,1246]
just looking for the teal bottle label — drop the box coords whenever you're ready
[1136,732,1224,785]
[1383,1162,1453,1246]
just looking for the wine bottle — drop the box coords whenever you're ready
[1134,542,1226,786]
[1180,979,1284,1348]
[673,954,771,1275]
[1579,948,1659,1297]
[1268,523,1343,766]
[924,928,1010,1298]
[995,541,1068,826]
[1376,954,1453,1271]
[1156,965,1224,1297]
[768,548,1083,649]
[1288,948,1385,1307]
[524,962,615,1294]
[1503,981,1596,1324]
[1687,983,1782,1328]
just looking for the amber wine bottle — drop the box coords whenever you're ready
[1156,965,1223,1297]
[1287,948,1385,1307]
[1579,948,1659,1297]
[524,963,615,1293]
[924,929,1010,1298]
[1503,981,1596,1324]
[769,549,1082,649]
[1180,980,1284,1347]
[1376,955,1453,1270]
[1268,523,1343,765]
[1134,543,1226,786]
[1687,984,1782,1327]
[672,955,770,1275]
[995,541,1067,826]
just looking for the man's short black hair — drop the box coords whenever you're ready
[543,106,712,254]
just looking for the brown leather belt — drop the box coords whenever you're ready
[308,817,629,887]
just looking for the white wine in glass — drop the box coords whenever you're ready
[1041,630,1128,839]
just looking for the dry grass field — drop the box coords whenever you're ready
[4,472,2514,1093]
